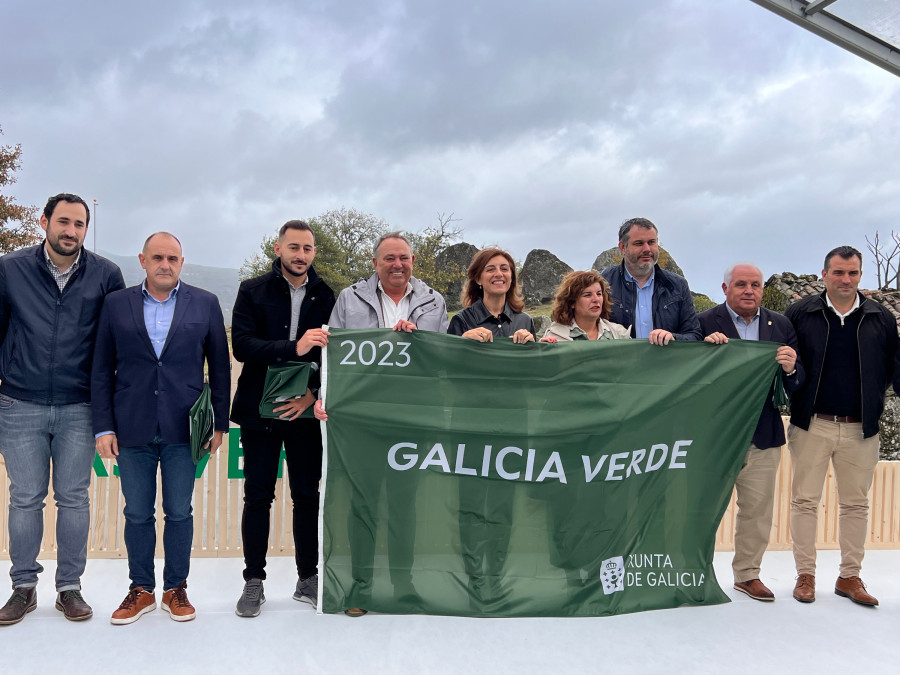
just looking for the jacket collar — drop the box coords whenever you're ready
[354,273,433,300]
[618,261,673,289]
[271,258,322,289]
[803,290,877,314]
[468,299,512,324]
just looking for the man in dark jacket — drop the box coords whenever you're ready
[231,220,335,618]
[93,232,230,624]
[700,263,803,602]
[785,245,899,607]
[601,217,701,344]
[0,193,125,624]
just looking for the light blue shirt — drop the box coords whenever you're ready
[142,280,180,358]
[97,280,180,439]
[725,303,760,341]
[626,267,654,339]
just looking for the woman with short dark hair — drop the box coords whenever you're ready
[542,270,629,341]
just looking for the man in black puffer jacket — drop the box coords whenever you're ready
[0,193,124,624]
[231,220,335,617]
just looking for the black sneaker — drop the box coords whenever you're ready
[293,574,317,606]
[235,579,265,618]
[0,587,37,625]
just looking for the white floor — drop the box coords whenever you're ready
[0,549,896,675]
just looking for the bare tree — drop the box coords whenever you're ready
[408,212,464,294]
[866,231,900,290]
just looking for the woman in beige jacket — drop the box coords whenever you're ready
[541,270,630,341]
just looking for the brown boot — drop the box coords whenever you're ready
[792,574,815,603]
[55,590,93,621]
[0,587,37,625]
[834,576,878,607]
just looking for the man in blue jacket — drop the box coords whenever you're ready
[0,193,124,625]
[700,263,804,602]
[601,217,701,344]
[92,232,230,624]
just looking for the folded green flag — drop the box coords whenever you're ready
[259,362,316,419]
[189,382,214,465]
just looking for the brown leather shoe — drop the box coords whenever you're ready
[162,583,196,622]
[0,587,37,625]
[55,590,93,621]
[111,587,157,625]
[733,579,775,601]
[793,573,816,603]
[835,576,878,607]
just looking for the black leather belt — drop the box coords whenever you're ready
[815,413,861,424]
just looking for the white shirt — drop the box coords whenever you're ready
[377,280,413,328]
[825,292,860,326]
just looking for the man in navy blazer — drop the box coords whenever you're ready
[699,263,804,602]
[92,232,230,625]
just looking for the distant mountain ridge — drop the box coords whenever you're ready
[98,250,239,326]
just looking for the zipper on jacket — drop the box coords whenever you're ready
[809,308,830,420]
[44,258,84,405]
[408,295,436,320]
[857,311,866,432]
[49,290,62,404]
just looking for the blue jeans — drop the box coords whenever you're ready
[0,395,94,591]
[116,437,195,592]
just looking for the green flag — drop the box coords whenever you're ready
[189,382,214,465]
[258,362,315,419]
[320,328,780,617]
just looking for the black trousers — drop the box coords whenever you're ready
[240,419,322,581]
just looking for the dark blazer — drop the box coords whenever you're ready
[91,282,231,447]
[698,303,805,450]
[229,261,335,431]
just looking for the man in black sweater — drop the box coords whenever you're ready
[230,220,335,617]
[785,245,899,607]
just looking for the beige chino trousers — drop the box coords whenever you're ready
[732,444,781,583]
[788,418,879,578]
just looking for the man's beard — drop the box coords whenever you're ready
[48,237,80,257]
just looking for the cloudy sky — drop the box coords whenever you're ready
[3,0,898,298]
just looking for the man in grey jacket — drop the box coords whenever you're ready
[327,232,449,333]
[0,193,125,624]
[316,232,448,616]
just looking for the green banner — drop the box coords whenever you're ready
[320,328,780,617]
